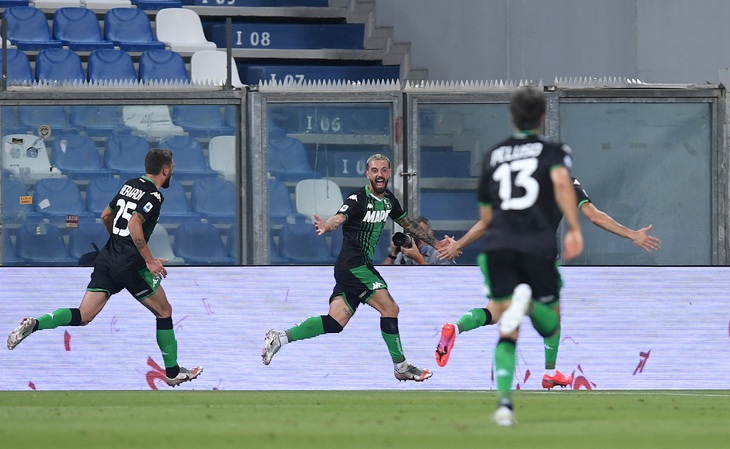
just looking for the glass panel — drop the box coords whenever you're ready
[417,102,511,265]
[1,104,240,266]
[266,102,392,265]
[559,101,712,265]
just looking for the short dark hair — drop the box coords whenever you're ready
[415,216,431,230]
[145,148,174,175]
[510,87,546,131]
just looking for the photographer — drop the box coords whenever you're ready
[383,216,454,265]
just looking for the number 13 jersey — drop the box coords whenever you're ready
[478,134,573,260]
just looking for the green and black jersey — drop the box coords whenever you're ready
[335,184,406,267]
[95,176,164,271]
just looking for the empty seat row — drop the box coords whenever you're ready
[3,176,237,225]
[3,221,235,266]
[3,7,211,53]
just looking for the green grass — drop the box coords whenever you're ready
[1,390,729,449]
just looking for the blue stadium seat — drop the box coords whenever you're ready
[1,107,26,136]
[53,8,114,51]
[70,106,130,137]
[3,6,63,51]
[104,8,166,52]
[226,225,237,260]
[35,48,86,85]
[0,49,34,85]
[191,177,236,224]
[224,105,238,129]
[0,0,29,6]
[156,179,201,224]
[68,222,109,260]
[86,177,124,215]
[268,178,296,225]
[420,150,472,178]
[88,49,137,84]
[2,230,23,266]
[209,23,364,50]
[2,178,41,224]
[17,105,76,135]
[139,50,189,84]
[173,222,235,265]
[278,221,332,264]
[171,105,235,137]
[33,178,94,225]
[15,222,76,265]
[269,232,288,264]
[157,135,218,180]
[50,134,115,180]
[104,134,151,178]
[419,190,479,221]
[268,127,320,181]
[239,64,400,85]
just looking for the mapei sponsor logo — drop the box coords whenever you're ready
[363,209,388,223]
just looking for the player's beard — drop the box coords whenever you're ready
[370,177,388,195]
[162,174,172,189]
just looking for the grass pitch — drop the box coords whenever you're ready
[1,390,728,449]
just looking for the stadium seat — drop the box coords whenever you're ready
[1,107,25,135]
[268,128,320,181]
[104,8,166,52]
[2,178,41,224]
[122,105,185,138]
[171,105,235,137]
[53,8,114,51]
[3,6,63,51]
[208,135,236,182]
[0,49,34,85]
[104,134,150,178]
[420,190,478,221]
[225,225,237,260]
[268,178,295,226]
[278,221,331,264]
[157,135,218,180]
[2,230,23,266]
[0,0,29,6]
[51,134,115,180]
[133,0,182,10]
[15,222,76,265]
[190,50,244,87]
[1,134,60,181]
[87,49,137,84]
[156,179,202,224]
[85,177,124,215]
[155,9,216,53]
[17,105,76,135]
[35,48,86,85]
[33,178,94,225]
[70,106,129,137]
[173,222,235,265]
[224,105,238,129]
[148,224,184,265]
[139,50,189,84]
[68,222,109,260]
[191,177,236,224]
[294,179,343,222]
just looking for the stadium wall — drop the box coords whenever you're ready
[2,266,728,391]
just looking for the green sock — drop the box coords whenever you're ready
[36,308,73,330]
[381,331,405,363]
[529,302,559,338]
[156,328,178,369]
[543,324,561,370]
[288,316,325,342]
[495,339,516,402]
[456,307,491,333]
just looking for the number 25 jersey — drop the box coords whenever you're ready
[96,176,164,270]
[478,134,573,260]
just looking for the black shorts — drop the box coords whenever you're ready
[87,263,160,301]
[479,250,561,305]
[330,263,388,313]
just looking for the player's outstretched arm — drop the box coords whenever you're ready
[580,203,661,252]
[438,219,488,260]
[313,213,346,236]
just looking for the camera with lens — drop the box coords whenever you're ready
[392,231,417,249]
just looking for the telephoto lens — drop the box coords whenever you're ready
[392,232,413,248]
